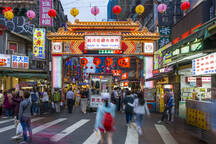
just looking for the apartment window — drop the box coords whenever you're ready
[162,16,169,24]
[8,42,18,53]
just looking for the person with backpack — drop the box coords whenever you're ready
[128,92,150,135]
[53,89,61,113]
[95,93,116,144]
[123,91,134,127]
[30,88,39,116]
[19,91,32,144]
[66,88,74,114]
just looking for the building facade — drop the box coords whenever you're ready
[0,0,68,91]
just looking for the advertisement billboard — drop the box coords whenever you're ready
[0,54,11,68]
[33,28,46,59]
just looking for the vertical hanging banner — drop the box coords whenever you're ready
[40,0,53,26]
[33,28,46,59]
[52,57,62,88]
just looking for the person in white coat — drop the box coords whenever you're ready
[128,92,150,135]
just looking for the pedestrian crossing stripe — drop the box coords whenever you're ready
[32,118,67,134]
[83,131,101,144]
[0,119,14,124]
[125,122,138,144]
[0,117,44,134]
[50,119,90,142]
[155,124,178,144]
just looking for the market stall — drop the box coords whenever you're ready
[89,74,112,109]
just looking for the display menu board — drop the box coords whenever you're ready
[193,52,216,75]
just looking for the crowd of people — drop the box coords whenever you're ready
[0,86,175,144]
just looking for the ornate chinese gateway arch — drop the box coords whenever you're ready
[47,19,159,92]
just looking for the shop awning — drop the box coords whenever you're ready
[4,72,48,79]
[145,72,172,81]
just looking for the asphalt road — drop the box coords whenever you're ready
[0,107,206,144]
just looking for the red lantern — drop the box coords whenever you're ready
[96,66,99,69]
[93,57,101,66]
[90,66,93,69]
[105,57,113,66]
[48,9,56,18]
[181,1,190,12]
[113,5,122,15]
[102,66,104,69]
[73,65,77,69]
[80,58,88,66]
[85,66,88,69]
[118,57,130,68]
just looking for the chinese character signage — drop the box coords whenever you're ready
[144,43,154,54]
[12,55,29,69]
[193,53,216,76]
[85,36,121,50]
[33,28,46,59]
[40,0,53,26]
[0,54,11,67]
[159,27,171,35]
[90,96,104,108]
[52,42,62,53]
[158,37,170,49]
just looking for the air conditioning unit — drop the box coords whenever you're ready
[5,49,14,54]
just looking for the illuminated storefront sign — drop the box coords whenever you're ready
[12,55,29,69]
[188,77,211,83]
[33,28,46,59]
[191,42,201,51]
[193,52,216,75]
[181,46,190,54]
[0,54,11,67]
[85,36,121,50]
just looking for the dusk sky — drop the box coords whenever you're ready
[60,0,109,22]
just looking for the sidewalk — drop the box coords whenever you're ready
[140,113,207,144]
